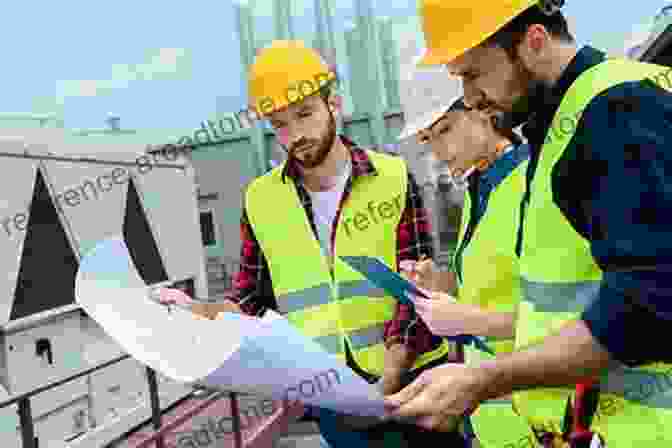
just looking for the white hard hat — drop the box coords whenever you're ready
[397,49,463,141]
[621,6,672,59]
[622,25,653,59]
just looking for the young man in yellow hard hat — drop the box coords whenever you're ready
[385,1,672,446]
[158,40,465,447]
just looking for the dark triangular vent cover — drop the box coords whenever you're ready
[11,169,79,320]
[123,177,168,285]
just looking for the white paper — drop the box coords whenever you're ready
[197,312,385,417]
[75,236,249,382]
[75,236,385,416]
[260,309,284,322]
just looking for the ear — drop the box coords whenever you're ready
[518,23,551,62]
[327,93,342,114]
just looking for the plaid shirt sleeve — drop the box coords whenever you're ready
[383,171,442,354]
[226,195,277,317]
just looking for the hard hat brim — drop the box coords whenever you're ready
[397,123,424,141]
[252,71,337,118]
[417,39,483,67]
[397,107,452,141]
[418,47,457,67]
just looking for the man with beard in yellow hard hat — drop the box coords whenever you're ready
[159,40,465,447]
[386,1,672,446]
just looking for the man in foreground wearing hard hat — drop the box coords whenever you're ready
[159,40,464,447]
[386,1,672,446]
[397,57,536,447]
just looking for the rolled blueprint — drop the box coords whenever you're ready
[75,236,384,417]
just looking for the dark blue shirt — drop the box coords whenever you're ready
[455,143,530,283]
[518,46,672,366]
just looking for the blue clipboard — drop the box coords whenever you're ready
[339,256,429,305]
[340,257,496,356]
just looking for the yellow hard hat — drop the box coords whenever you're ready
[418,0,563,66]
[248,40,336,117]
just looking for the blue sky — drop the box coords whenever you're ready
[5,0,669,131]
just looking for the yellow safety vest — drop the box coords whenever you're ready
[458,159,527,359]
[456,159,536,447]
[516,59,672,445]
[245,149,452,377]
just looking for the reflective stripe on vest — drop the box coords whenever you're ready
[245,149,453,376]
[521,278,672,409]
[516,59,672,444]
[521,278,599,312]
[313,323,386,354]
[276,280,386,314]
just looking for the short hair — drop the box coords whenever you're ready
[319,84,331,102]
[317,71,340,104]
[482,5,574,58]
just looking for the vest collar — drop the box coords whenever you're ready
[552,46,607,101]
[480,143,530,192]
[280,135,378,184]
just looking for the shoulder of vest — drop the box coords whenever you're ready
[575,59,671,91]
[549,59,672,130]
[365,149,407,177]
[607,59,666,70]
[245,163,286,198]
[593,58,667,71]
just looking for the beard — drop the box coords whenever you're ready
[492,56,547,130]
[287,112,337,170]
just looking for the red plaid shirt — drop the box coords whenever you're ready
[228,136,445,357]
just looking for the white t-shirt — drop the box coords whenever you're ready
[307,159,351,261]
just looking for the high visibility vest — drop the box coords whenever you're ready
[457,159,528,360]
[245,149,453,377]
[515,58,672,444]
[456,159,536,448]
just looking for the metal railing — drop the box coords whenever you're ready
[0,353,132,448]
[127,389,305,448]
[0,350,301,448]
[129,389,244,448]
[0,353,231,448]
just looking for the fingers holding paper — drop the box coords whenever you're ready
[384,363,483,431]
[154,287,194,306]
[154,287,245,320]
[193,300,245,319]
